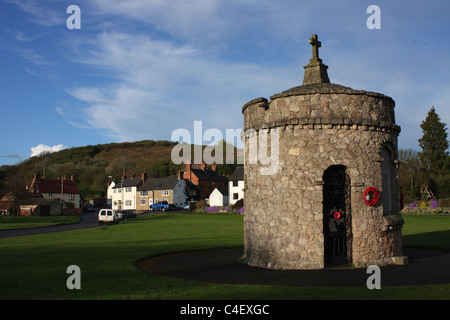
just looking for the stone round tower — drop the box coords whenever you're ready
[242,34,405,270]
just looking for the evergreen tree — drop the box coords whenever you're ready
[418,107,449,174]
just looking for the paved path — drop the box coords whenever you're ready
[140,247,450,287]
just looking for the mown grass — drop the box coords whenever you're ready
[402,214,450,250]
[0,213,448,300]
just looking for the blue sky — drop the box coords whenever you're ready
[1,0,449,166]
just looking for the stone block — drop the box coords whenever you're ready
[392,256,408,265]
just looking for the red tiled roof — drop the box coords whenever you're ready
[33,179,80,194]
[0,201,14,210]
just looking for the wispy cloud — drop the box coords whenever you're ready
[6,0,65,27]
[1,154,21,159]
[63,29,294,142]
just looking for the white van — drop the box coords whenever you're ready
[98,209,119,225]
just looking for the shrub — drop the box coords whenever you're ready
[196,200,206,208]
[232,199,243,210]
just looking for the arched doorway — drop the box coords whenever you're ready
[323,165,352,268]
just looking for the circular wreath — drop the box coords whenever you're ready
[363,187,380,206]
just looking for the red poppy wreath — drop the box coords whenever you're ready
[363,187,380,206]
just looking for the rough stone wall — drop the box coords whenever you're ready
[242,84,403,270]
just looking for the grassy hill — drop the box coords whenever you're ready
[0,140,241,200]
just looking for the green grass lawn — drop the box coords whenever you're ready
[0,213,448,300]
[0,216,80,230]
[402,214,450,250]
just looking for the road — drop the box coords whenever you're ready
[0,210,190,239]
[0,212,99,239]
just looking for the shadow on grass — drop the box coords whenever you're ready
[403,230,450,251]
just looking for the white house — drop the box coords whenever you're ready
[106,181,115,207]
[229,166,244,205]
[111,176,143,211]
[209,187,228,207]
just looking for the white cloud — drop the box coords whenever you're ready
[30,144,68,158]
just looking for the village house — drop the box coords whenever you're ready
[0,192,14,215]
[137,176,198,210]
[106,180,116,207]
[28,173,81,209]
[110,171,198,211]
[229,166,244,205]
[0,190,62,216]
[178,162,228,200]
[19,198,62,216]
[209,187,228,207]
[110,174,143,211]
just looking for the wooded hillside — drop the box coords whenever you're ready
[0,140,240,200]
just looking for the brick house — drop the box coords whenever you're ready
[136,177,197,210]
[178,162,228,200]
[28,173,81,209]
[19,198,62,216]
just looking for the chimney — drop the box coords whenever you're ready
[142,171,148,181]
[201,162,206,170]
[185,161,192,180]
[71,175,75,182]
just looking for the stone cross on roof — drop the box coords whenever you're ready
[309,34,321,63]
[302,33,330,85]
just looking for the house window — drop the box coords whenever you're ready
[233,181,238,187]
[140,199,146,205]
[125,200,132,206]
[126,187,132,193]
[233,193,239,200]
[162,190,169,196]
[69,194,75,201]
[140,191,148,196]
[118,189,122,193]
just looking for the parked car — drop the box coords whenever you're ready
[183,202,197,210]
[83,204,94,212]
[117,210,136,220]
[98,209,119,225]
[149,201,175,212]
